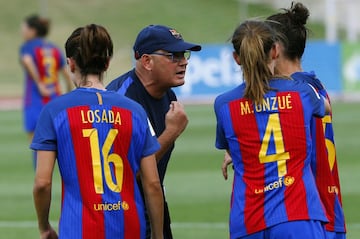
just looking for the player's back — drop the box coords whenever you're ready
[214,78,328,238]
[292,71,346,233]
[21,38,65,106]
[40,88,156,239]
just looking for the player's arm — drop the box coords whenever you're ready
[222,150,233,180]
[60,66,73,92]
[21,54,52,97]
[140,154,164,239]
[323,95,331,114]
[155,101,188,162]
[33,150,58,239]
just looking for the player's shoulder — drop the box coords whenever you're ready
[47,89,79,107]
[270,77,312,93]
[20,39,40,54]
[215,83,246,109]
[291,71,325,92]
[104,91,149,123]
[106,69,135,91]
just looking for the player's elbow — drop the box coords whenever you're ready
[143,180,163,198]
[33,178,52,195]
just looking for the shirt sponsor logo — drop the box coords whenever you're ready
[93,200,129,211]
[254,176,295,194]
[328,185,339,195]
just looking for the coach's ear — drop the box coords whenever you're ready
[139,54,154,71]
[232,51,241,65]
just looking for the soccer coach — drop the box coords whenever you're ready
[107,24,201,239]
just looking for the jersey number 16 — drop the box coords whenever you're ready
[83,128,124,194]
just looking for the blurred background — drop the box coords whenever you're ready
[0,0,359,238]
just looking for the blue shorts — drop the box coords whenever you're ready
[24,106,42,133]
[325,231,346,239]
[238,220,327,239]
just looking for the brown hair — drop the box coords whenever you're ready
[65,24,113,79]
[231,20,277,104]
[25,14,50,37]
[267,2,309,60]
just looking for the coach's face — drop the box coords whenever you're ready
[150,50,189,89]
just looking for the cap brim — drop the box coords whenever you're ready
[162,41,201,52]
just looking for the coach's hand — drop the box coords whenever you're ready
[222,151,233,180]
[165,101,188,138]
[155,101,188,162]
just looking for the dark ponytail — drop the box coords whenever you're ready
[65,24,113,77]
[267,2,309,60]
[25,14,50,37]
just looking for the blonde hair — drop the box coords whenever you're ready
[231,21,277,104]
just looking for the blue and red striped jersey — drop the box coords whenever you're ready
[292,71,346,233]
[20,38,65,108]
[31,88,160,239]
[214,78,328,238]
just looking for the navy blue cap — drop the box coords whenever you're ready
[133,25,201,59]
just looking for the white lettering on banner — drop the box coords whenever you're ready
[344,54,360,83]
[181,47,243,96]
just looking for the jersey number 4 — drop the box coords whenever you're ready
[259,113,290,177]
[83,128,124,194]
[322,115,336,170]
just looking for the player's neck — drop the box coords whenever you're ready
[77,74,106,90]
[277,58,302,77]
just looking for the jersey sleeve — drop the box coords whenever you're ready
[306,83,326,118]
[307,77,325,92]
[20,42,31,57]
[214,97,229,150]
[132,103,160,157]
[142,117,160,157]
[30,105,57,151]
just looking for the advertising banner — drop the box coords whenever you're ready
[174,45,243,100]
[175,42,343,100]
[301,41,342,93]
[342,42,360,91]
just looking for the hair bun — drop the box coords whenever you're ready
[289,2,309,26]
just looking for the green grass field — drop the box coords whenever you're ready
[0,102,359,238]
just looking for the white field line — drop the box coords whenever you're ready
[0,221,359,230]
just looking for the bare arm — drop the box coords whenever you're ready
[21,55,52,97]
[222,150,233,180]
[140,154,164,239]
[323,95,331,114]
[33,150,58,239]
[155,101,188,162]
[60,66,73,92]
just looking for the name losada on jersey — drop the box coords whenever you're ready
[80,109,122,125]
